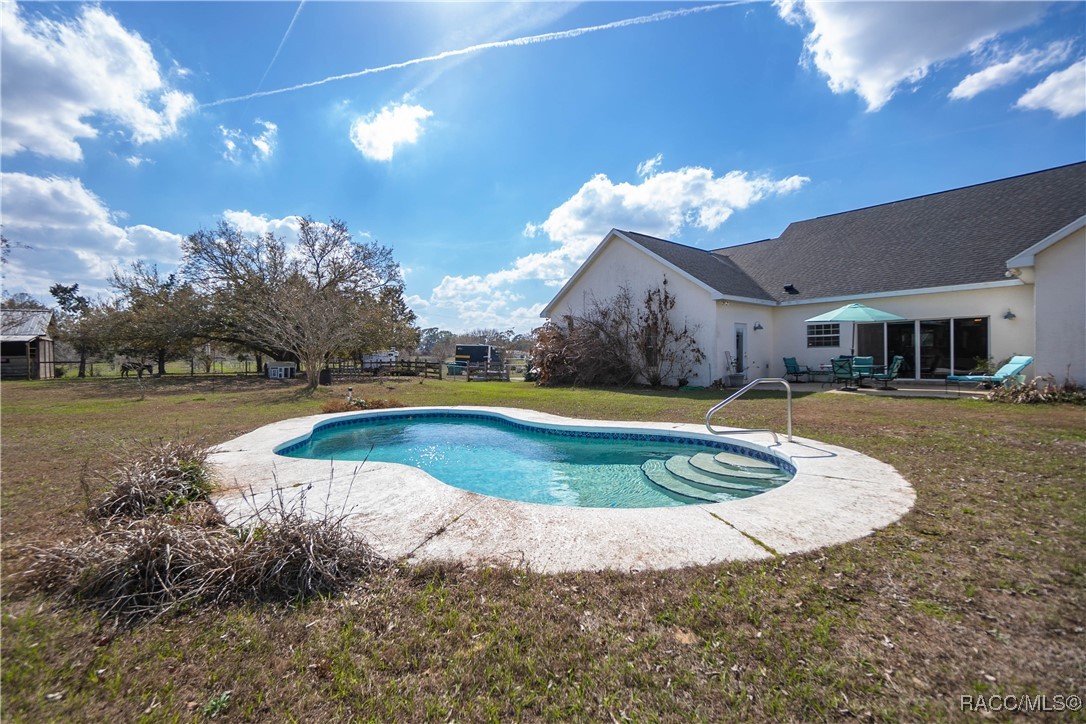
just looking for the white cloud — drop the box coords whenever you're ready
[0,173,182,296]
[0,2,196,161]
[778,0,1045,111]
[125,155,151,168]
[1016,59,1086,118]
[349,102,433,161]
[423,162,808,332]
[219,120,278,163]
[220,210,302,241]
[950,41,1074,100]
[636,153,664,178]
[519,166,809,282]
[251,120,279,160]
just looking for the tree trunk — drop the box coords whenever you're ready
[157,349,167,375]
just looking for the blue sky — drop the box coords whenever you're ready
[2,1,1084,333]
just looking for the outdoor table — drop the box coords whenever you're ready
[853,363,885,388]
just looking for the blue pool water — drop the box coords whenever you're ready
[277,411,792,508]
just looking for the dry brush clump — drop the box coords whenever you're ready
[986,374,1086,404]
[231,489,386,601]
[18,514,237,622]
[85,440,213,521]
[320,397,405,414]
[531,279,704,388]
[15,442,386,625]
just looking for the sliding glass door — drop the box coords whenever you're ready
[952,318,989,374]
[855,318,989,380]
[887,322,916,379]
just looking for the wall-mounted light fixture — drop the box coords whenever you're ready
[753,322,764,331]
[1003,309,1017,320]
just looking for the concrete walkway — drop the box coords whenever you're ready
[781,380,988,399]
[209,407,916,573]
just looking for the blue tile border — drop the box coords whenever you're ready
[274,409,796,475]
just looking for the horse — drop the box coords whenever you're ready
[120,361,154,378]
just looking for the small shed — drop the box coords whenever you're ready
[0,309,55,380]
[265,361,297,379]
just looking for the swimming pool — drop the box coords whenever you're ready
[210,406,915,571]
[276,410,795,508]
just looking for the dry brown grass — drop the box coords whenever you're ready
[2,376,1083,721]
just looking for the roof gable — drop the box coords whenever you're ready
[715,162,1086,302]
[0,309,53,339]
[619,231,774,302]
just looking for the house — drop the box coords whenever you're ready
[541,162,1086,386]
[0,309,56,380]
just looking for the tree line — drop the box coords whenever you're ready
[4,217,419,391]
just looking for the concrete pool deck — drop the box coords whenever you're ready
[208,406,915,573]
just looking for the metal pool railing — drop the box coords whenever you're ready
[705,378,793,445]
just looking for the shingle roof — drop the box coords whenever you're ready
[0,309,53,341]
[618,231,774,301]
[712,162,1086,303]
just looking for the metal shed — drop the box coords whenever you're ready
[0,309,55,380]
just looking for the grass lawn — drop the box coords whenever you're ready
[2,375,1084,721]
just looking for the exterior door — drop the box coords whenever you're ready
[734,323,747,374]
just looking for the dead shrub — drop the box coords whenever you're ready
[320,397,405,414]
[232,499,386,601]
[15,446,387,625]
[986,375,1086,404]
[86,440,212,521]
[18,515,236,622]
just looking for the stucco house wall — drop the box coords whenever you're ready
[770,284,1036,377]
[1031,227,1086,381]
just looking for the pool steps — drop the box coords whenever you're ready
[641,453,790,503]
[639,460,721,503]
[689,453,783,480]
[710,451,782,471]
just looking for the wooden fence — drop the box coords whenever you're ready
[328,360,442,381]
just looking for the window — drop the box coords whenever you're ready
[807,323,840,348]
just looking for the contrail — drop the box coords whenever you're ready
[254,0,306,93]
[202,3,740,108]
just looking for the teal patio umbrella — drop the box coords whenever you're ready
[805,303,906,356]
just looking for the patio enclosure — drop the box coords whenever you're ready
[856,317,990,379]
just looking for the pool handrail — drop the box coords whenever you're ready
[705,377,793,445]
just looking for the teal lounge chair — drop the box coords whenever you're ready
[831,357,861,389]
[945,355,1033,396]
[782,357,810,382]
[872,355,904,390]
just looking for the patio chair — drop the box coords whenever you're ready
[782,357,810,382]
[871,355,904,390]
[945,355,1033,397]
[831,357,861,389]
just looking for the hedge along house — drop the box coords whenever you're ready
[541,162,1086,387]
[0,309,56,380]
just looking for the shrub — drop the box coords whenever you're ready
[86,440,212,521]
[18,514,238,621]
[531,279,704,387]
[987,375,1086,404]
[321,397,405,413]
[231,489,386,601]
[16,443,387,624]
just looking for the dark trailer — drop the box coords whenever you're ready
[454,344,504,366]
